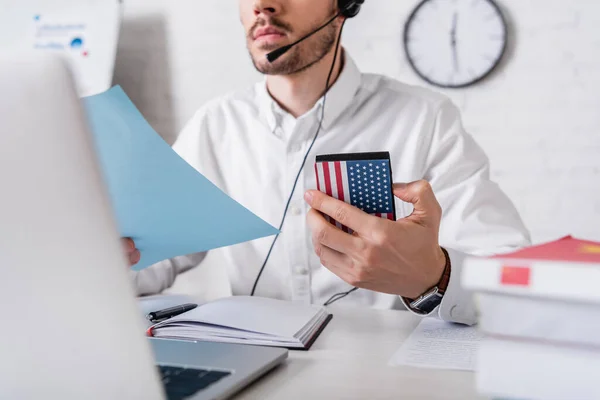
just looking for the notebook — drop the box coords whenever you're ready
[145,296,332,350]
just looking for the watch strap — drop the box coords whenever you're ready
[436,247,451,295]
[404,247,452,314]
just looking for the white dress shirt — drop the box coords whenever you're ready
[132,52,531,325]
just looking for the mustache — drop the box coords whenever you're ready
[248,17,294,39]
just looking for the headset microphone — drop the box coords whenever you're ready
[266,11,343,63]
[265,0,364,63]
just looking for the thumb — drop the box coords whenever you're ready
[393,180,442,225]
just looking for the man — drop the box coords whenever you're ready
[126,0,530,325]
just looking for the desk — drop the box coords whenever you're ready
[234,306,485,400]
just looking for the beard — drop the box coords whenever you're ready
[247,16,338,76]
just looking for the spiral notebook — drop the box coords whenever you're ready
[146,296,332,350]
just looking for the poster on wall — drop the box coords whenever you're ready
[0,0,123,97]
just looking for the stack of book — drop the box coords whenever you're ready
[462,236,600,400]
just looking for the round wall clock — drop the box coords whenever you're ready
[403,0,508,88]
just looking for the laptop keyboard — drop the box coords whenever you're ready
[158,365,232,400]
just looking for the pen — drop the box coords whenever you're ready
[147,303,198,322]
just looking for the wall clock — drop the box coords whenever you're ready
[403,0,508,88]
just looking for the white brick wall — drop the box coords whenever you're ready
[114,0,600,246]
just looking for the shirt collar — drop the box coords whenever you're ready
[257,50,362,136]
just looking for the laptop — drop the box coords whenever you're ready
[0,53,287,400]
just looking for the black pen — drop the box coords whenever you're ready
[147,303,197,322]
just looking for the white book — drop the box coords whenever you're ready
[462,236,600,303]
[145,296,332,350]
[477,337,600,400]
[476,292,600,348]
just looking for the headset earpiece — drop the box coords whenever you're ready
[338,0,364,19]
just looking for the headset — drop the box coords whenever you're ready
[266,0,365,63]
[251,0,365,306]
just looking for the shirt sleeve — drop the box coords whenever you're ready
[131,253,207,296]
[401,99,532,325]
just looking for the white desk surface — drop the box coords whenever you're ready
[234,306,485,400]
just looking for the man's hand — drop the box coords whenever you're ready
[122,238,141,267]
[305,181,447,299]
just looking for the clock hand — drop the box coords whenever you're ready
[451,12,458,38]
[451,12,459,72]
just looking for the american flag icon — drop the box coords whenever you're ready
[315,156,396,233]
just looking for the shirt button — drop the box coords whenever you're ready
[290,144,302,152]
[290,206,302,216]
[293,265,309,275]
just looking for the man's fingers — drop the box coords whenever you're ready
[129,249,141,266]
[305,190,375,234]
[122,237,135,253]
[122,238,140,266]
[307,208,364,255]
[392,180,441,223]
[314,242,352,271]
[314,244,355,283]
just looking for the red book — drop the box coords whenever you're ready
[462,236,600,303]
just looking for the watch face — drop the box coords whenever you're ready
[404,0,507,88]
[412,292,443,313]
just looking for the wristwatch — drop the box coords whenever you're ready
[407,248,451,314]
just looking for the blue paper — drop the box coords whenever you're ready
[83,86,278,271]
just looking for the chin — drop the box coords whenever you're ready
[248,47,300,76]
[254,62,278,75]
[249,51,274,74]
[250,55,267,69]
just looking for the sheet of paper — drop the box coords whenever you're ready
[83,86,278,270]
[389,318,484,371]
